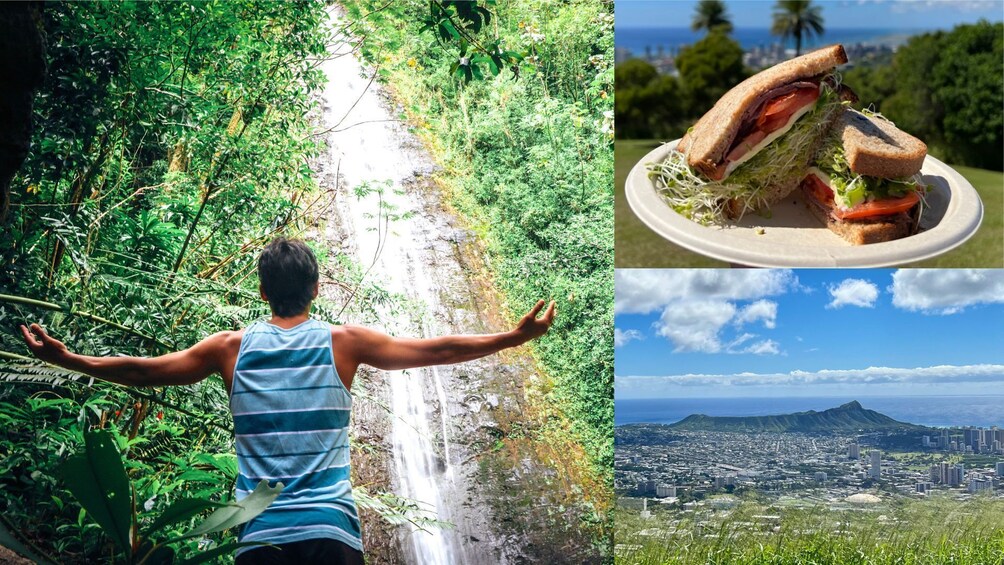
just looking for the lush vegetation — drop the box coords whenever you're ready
[843,21,1003,171]
[340,0,614,542]
[0,2,358,561]
[615,30,746,141]
[616,493,1004,565]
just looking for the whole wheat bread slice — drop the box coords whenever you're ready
[805,195,918,245]
[679,45,848,177]
[836,109,927,178]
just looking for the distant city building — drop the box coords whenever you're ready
[848,443,860,460]
[922,435,931,448]
[640,497,652,519]
[656,484,677,498]
[915,482,933,494]
[997,462,1004,477]
[968,478,993,494]
[933,461,965,486]
[869,450,881,479]
[814,472,827,483]
[714,476,726,490]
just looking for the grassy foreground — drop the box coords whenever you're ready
[615,139,1004,268]
[616,494,1004,565]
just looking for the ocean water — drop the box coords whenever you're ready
[615,396,1004,428]
[615,27,932,55]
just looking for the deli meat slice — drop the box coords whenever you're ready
[705,80,822,180]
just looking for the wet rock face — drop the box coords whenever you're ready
[0,3,46,222]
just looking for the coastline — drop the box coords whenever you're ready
[615,395,1004,428]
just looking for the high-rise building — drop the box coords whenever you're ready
[656,484,677,498]
[996,462,1004,477]
[848,443,860,460]
[968,478,992,494]
[814,472,827,483]
[869,450,881,478]
[922,435,931,448]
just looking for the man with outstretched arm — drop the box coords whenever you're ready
[20,237,556,564]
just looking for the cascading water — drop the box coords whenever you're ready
[320,10,471,564]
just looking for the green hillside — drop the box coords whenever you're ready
[667,401,924,432]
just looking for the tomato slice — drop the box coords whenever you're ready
[802,173,834,206]
[725,130,768,163]
[834,191,920,220]
[757,87,820,134]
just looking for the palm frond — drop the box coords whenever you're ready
[0,360,96,387]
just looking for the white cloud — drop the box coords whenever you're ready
[735,299,778,328]
[615,269,797,314]
[890,269,1004,314]
[827,278,879,309]
[724,334,781,356]
[616,364,1004,395]
[885,0,999,13]
[740,340,781,356]
[654,299,736,353]
[614,328,643,348]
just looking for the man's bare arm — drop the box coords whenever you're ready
[347,299,556,372]
[19,323,229,387]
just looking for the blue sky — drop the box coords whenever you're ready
[615,269,1004,398]
[616,0,1004,30]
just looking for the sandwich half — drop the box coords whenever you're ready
[801,108,928,245]
[650,45,853,224]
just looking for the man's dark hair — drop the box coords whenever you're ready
[258,238,319,317]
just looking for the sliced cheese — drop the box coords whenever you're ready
[722,100,819,179]
[807,166,831,186]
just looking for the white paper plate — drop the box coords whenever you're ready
[625,140,984,267]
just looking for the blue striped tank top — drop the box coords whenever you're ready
[229,318,362,554]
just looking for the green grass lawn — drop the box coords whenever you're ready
[616,495,1004,565]
[615,139,1004,268]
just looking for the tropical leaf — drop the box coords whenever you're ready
[164,480,283,543]
[59,430,134,553]
[145,498,228,536]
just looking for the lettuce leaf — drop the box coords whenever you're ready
[815,141,924,210]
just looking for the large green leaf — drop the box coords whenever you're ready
[145,498,228,537]
[59,430,133,553]
[165,480,283,544]
[177,541,272,565]
[0,517,58,564]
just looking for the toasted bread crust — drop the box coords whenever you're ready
[684,45,848,176]
[838,110,927,178]
[805,198,919,245]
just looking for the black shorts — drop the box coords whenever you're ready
[235,537,365,565]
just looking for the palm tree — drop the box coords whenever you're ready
[771,0,824,56]
[691,0,733,34]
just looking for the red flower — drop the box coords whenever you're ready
[157,411,164,420]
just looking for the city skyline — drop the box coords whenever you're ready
[615,269,1004,398]
[616,0,1004,30]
